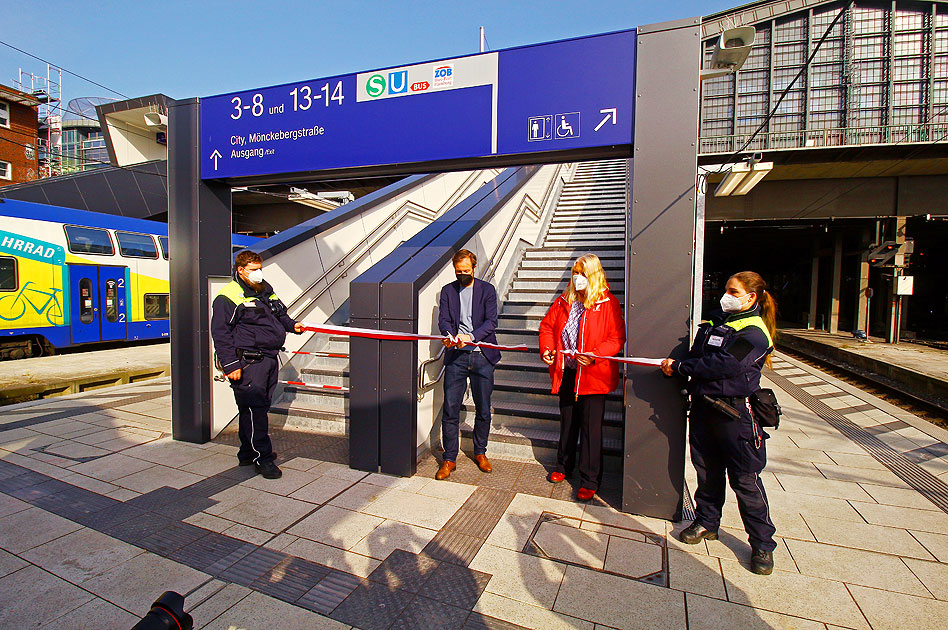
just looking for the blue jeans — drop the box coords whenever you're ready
[441,351,494,462]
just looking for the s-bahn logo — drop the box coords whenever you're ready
[365,74,386,98]
[433,65,453,88]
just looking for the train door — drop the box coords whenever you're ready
[99,266,128,341]
[68,265,128,344]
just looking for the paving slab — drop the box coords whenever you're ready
[201,589,349,630]
[848,584,948,630]
[0,565,94,629]
[720,559,869,628]
[474,591,593,630]
[553,565,686,630]
[21,527,143,583]
[79,552,210,613]
[685,593,826,630]
[804,514,935,559]
[0,506,82,553]
[470,543,566,608]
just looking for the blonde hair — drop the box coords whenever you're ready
[730,271,778,369]
[564,253,610,308]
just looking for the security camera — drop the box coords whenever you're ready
[701,26,757,80]
[143,112,168,128]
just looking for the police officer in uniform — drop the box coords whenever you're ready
[211,251,304,479]
[661,271,778,575]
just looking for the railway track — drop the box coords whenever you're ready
[778,346,948,432]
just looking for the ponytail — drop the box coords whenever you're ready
[730,271,778,368]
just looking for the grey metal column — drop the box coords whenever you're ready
[623,17,701,520]
[168,98,234,443]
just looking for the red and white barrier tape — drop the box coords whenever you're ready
[299,322,664,366]
[301,322,529,351]
[284,350,349,358]
[281,380,348,391]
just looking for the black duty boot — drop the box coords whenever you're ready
[255,460,283,479]
[678,522,719,545]
[751,548,774,575]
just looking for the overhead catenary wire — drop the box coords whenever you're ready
[717,0,856,169]
[0,38,129,99]
[0,135,166,179]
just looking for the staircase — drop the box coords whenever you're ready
[459,159,628,470]
[273,159,629,472]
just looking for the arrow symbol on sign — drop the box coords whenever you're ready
[594,108,617,132]
[209,149,222,170]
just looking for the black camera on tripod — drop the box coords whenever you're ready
[131,591,193,630]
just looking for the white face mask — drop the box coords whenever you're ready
[246,269,264,285]
[720,293,745,313]
[572,274,589,292]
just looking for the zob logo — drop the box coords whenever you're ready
[366,74,386,98]
[433,64,454,87]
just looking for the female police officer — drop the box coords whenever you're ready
[660,271,778,575]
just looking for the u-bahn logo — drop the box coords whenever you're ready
[365,74,386,98]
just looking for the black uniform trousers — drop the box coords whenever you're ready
[556,368,606,491]
[230,355,278,464]
[689,399,777,552]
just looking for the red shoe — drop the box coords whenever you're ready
[548,472,565,483]
[577,487,595,501]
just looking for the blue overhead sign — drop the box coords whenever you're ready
[200,29,635,180]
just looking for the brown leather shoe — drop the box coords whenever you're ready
[435,460,456,480]
[474,454,492,473]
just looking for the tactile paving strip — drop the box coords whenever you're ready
[768,369,948,514]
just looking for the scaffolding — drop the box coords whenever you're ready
[15,64,63,178]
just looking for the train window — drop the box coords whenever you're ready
[0,256,16,291]
[104,279,119,323]
[159,236,169,260]
[116,231,158,259]
[79,278,94,323]
[144,293,170,320]
[65,225,114,255]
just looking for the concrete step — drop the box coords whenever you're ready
[281,385,347,410]
[543,240,625,249]
[519,257,625,269]
[548,219,625,228]
[514,269,624,281]
[458,422,623,472]
[270,401,348,434]
[507,280,626,293]
[524,246,625,256]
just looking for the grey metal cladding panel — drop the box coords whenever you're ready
[705,177,899,221]
[624,20,700,520]
[348,321,380,472]
[72,171,121,214]
[898,175,948,217]
[104,169,149,218]
[256,174,436,260]
[132,162,169,218]
[40,179,88,211]
[380,280,421,321]
[350,281,382,320]
[0,186,51,204]
[378,319,417,477]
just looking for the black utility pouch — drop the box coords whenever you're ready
[750,388,782,429]
[237,349,264,364]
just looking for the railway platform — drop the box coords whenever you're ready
[0,341,170,406]
[1,353,948,628]
[778,329,948,412]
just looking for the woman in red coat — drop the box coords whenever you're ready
[538,253,626,501]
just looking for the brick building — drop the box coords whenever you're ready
[0,84,40,185]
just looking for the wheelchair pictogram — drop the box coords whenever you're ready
[554,112,581,139]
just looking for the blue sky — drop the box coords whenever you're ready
[1,1,737,102]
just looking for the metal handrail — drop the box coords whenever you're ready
[699,122,948,155]
[286,201,437,318]
[417,164,565,400]
[417,345,446,401]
